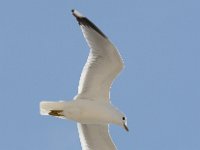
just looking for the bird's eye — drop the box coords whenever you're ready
[122,117,125,120]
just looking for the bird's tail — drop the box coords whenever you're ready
[40,101,65,118]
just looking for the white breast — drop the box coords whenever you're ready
[66,100,117,124]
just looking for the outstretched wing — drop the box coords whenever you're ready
[72,10,124,101]
[77,123,116,150]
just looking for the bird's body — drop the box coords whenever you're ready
[41,100,124,125]
[40,9,128,150]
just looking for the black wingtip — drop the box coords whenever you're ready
[72,9,84,19]
[72,9,107,38]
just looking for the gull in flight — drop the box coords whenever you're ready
[40,9,128,150]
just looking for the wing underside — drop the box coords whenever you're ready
[77,123,116,150]
[72,10,124,101]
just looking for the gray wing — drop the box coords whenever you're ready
[72,10,124,101]
[77,123,117,150]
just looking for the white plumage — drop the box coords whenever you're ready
[78,124,116,150]
[40,9,128,150]
[74,16,124,101]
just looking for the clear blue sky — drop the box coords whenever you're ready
[0,0,200,150]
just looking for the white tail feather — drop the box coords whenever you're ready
[40,101,65,115]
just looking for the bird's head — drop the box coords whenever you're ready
[121,116,129,132]
[112,111,129,132]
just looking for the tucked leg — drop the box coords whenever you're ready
[48,110,64,116]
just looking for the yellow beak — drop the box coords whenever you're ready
[123,123,129,132]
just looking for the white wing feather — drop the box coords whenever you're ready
[73,10,124,101]
[77,123,116,150]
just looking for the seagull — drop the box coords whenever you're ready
[40,9,128,150]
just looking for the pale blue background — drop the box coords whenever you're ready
[0,0,200,150]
